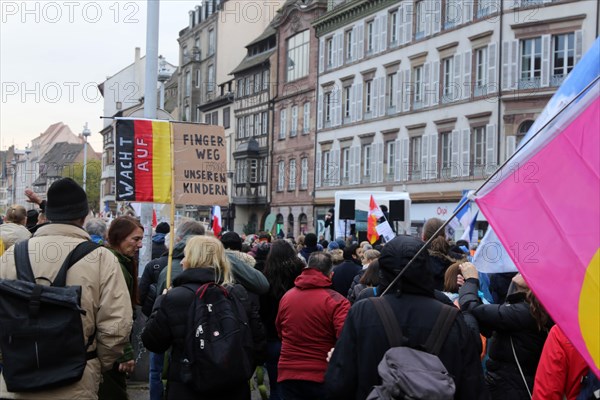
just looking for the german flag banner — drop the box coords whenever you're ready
[115,118,171,203]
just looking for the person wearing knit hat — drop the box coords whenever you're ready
[45,177,90,221]
[152,222,170,259]
[327,241,340,251]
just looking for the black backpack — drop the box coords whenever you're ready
[179,282,254,392]
[366,297,459,400]
[577,370,600,400]
[0,240,100,392]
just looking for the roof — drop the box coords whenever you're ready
[231,48,275,75]
[247,25,277,48]
[39,142,85,178]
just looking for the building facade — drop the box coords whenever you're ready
[270,0,327,239]
[313,0,597,239]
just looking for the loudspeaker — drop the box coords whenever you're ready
[339,199,355,220]
[358,230,367,243]
[389,200,406,221]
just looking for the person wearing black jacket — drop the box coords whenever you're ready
[459,263,551,400]
[142,236,266,400]
[331,243,362,296]
[325,235,489,400]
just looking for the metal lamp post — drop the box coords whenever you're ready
[10,159,16,204]
[82,123,91,192]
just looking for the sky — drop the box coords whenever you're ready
[0,0,198,153]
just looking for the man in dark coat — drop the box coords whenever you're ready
[325,235,489,400]
[331,243,362,296]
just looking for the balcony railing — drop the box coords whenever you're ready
[518,76,541,90]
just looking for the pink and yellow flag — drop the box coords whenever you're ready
[475,82,599,376]
[367,195,382,245]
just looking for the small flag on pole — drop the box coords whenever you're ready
[460,211,479,243]
[367,195,383,244]
[211,206,222,237]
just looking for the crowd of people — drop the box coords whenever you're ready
[0,178,597,400]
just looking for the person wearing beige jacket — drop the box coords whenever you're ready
[0,178,133,400]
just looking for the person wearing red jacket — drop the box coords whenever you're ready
[276,252,350,400]
[532,325,589,400]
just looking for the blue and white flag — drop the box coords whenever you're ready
[447,190,472,237]
[460,211,479,243]
[472,226,518,273]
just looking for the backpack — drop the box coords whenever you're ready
[0,240,100,392]
[179,282,254,392]
[366,297,459,400]
[577,370,600,400]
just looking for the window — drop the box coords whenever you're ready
[445,0,459,29]
[245,77,251,96]
[288,159,296,190]
[237,118,244,139]
[223,107,230,129]
[517,120,533,147]
[345,29,353,61]
[442,57,454,102]
[386,73,396,111]
[365,80,373,114]
[262,111,268,135]
[196,107,201,123]
[277,161,285,191]
[386,140,396,178]
[184,105,190,122]
[324,92,332,124]
[196,69,201,88]
[253,73,261,93]
[322,151,331,186]
[413,65,424,108]
[300,157,308,189]
[255,114,261,136]
[343,86,351,121]
[262,70,269,90]
[326,37,334,68]
[367,20,375,53]
[440,131,452,173]
[207,65,215,92]
[249,159,258,183]
[185,71,191,96]
[237,78,244,97]
[208,29,215,55]
[520,37,542,88]
[342,148,350,182]
[248,113,254,135]
[363,144,372,178]
[477,0,495,17]
[291,105,298,137]
[410,136,422,180]
[244,115,251,137]
[286,30,310,82]
[415,0,426,39]
[389,10,398,44]
[552,33,575,86]
[475,47,488,96]
[303,103,310,134]
[473,126,486,166]
[279,109,287,139]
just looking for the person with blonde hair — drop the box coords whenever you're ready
[0,204,31,249]
[142,236,266,400]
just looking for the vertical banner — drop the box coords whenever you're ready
[115,118,172,203]
[172,122,228,206]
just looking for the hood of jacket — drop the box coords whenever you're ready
[377,235,435,297]
[152,233,166,244]
[0,222,32,248]
[172,266,221,287]
[226,249,256,267]
[294,267,332,290]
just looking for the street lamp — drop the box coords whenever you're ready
[82,123,91,192]
[10,159,16,205]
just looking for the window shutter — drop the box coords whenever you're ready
[356,82,363,121]
[453,0,463,25]
[336,86,343,126]
[421,135,429,180]
[319,37,325,73]
[453,53,462,101]
[486,124,497,168]
[429,133,438,180]
[395,70,403,113]
[433,0,441,33]
[378,76,385,117]
[502,41,510,90]
[315,151,322,188]
[317,89,323,130]
[401,137,409,181]
[402,70,411,112]
[351,26,358,61]
[397,4,404,45]
[510,40,518,90]
[425,12,432,38]
[404,3,413,44]
[451,129,460,178]
[394,138,402,181]
[351,83,357,123]
[431,59,440,105]
[372,77,379,117]
[462,0,472,24]
[377,142,384,183]
[506,135,516,160]
[461,129,471,177]
[575,30,583,63]
[348,146,355,184]
[331,148,340,186]
[370,144,378,183]
[541,34,550,87]
[354,146,362,184]
[337,32,344,67]
[488,42,497,94]
[423,62,431,107]
[463,50,472,99]
[357,22,365,59]
[380,14,387,52]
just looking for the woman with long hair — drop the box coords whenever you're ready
[0,205,31,249]
[422,217,466,291]
[142,236,265,400]
[259,239,306,400]
[99,216,144,400]
[459,262,552,400]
